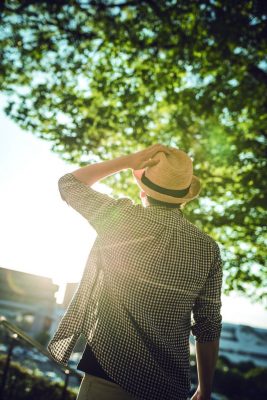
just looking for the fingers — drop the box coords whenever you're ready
[143,158,160,168]
[148,158,160,166]
[148,144,173,157]
[156,144,173,153]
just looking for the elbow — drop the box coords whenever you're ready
[191,316,222,343]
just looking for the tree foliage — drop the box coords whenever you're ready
[0,0,266,303]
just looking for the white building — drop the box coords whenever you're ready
[0,267,59,338]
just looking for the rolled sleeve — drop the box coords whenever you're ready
[191,243,223,343]
[58,173,134,235]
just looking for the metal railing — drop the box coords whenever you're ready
[0,316,81,400]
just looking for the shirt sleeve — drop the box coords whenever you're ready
[58,172,134,235]
[191,243,223,343]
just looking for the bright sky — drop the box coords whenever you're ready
[0,99,266,329]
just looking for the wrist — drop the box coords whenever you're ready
[121,154,135,169]
[197,386,211,400]
[112,154,133,170]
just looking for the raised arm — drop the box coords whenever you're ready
[70,144,172,186]
[58,144,173,234]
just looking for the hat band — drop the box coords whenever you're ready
[141,172,191,198]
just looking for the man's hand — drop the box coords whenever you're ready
[128,144,173,170]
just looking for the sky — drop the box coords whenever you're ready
[0,99,266,329]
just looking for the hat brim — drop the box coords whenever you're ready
[133,168,201,204]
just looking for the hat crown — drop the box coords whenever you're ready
[146,149,193,190]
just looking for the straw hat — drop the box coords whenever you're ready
[133,148,201,204]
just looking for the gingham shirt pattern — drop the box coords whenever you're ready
[47,173,223,400]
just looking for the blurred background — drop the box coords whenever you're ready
[0,1,266,399]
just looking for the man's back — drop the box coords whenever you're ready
[48,171,223,400]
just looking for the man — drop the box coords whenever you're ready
[47,144,223,400]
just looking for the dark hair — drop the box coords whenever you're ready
[146,195,183,208]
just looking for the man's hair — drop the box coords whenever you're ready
[146,195,184,209]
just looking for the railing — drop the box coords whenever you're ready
[0,316,81,400]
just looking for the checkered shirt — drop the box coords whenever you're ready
[47,173,223,400]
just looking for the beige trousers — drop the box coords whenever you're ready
[76,373,135,400]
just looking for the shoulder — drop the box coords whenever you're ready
[184,219,219,249]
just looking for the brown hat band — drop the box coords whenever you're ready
[141,172,191,198]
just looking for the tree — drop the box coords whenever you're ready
[0,0,266,303]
